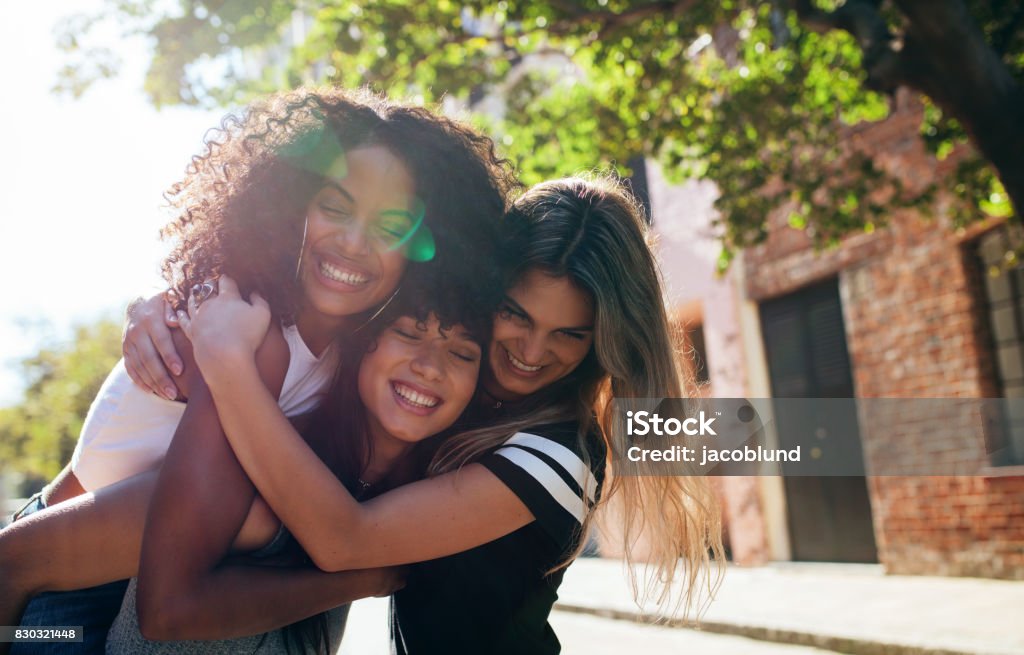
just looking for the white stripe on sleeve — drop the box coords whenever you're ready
[505,432,598,503]
[495,447,587,523]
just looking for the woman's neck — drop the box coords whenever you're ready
[294,306,350,357]
[361,421,416,485]
[478,369,525,406]
[475,386,513,411]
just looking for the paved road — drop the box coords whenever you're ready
[337,598,842,654]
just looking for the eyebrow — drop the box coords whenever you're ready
[503,296,594,332]
[326,182,355,203]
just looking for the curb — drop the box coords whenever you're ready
[553,603,984,655]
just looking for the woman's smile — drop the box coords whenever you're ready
[498,344,545,377]
[390,379,444,415]
[311,250,375,290]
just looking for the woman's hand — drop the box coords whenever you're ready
[177,276,271,386]
[123,292,183,400]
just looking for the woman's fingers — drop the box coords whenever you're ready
[180,274,269,369]
[249,291,269,313]
[135,333,182,401]
[122,342,159,397]
[145,307,185,375]
[163,295,180,328]
[123,295,184,399]
[177,309,193,341]
[187,289,198,319]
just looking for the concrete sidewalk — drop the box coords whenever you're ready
[557,559,1024,655]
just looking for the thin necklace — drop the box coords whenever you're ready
[355,478,372,499]
[479,388,505,410]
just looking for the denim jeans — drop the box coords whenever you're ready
[9,493,129,655]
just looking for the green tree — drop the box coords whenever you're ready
[0,319,122,481]
[58,1,1023,267]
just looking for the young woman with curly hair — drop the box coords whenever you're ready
[142,175,724,654]
[101,270,497,654]
[0,86,515,654]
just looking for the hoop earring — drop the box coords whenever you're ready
[352,286,402,334]
[294,215,310,282]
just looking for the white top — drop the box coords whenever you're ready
[71,324,336,492]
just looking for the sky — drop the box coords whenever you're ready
[0,2,223,406]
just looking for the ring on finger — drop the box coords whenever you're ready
[190,280,218,308]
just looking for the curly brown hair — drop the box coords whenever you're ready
[160,88,519,655]
[160,86,520,325]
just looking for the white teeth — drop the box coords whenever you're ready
[506,349,542,372]
[319,260,369,285]
[393,383,440,408]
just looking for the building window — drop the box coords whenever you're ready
[976,228,1024,466]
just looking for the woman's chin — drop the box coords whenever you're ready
[494,373,543,399]
[384,424,432,445]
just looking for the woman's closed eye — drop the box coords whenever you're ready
[319,202,352,220]
[450,349,478,363]
[498,304,530,326]
[374,212,414,242]
[392,327,420,340]
[558,330,588,341]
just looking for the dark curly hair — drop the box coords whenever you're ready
[160,86,520,326]
[159,87,519,655]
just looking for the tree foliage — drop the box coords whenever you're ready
[0,319,122,482]
[57,0,1024,268]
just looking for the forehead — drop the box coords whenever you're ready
[507,269,594,327]
[329,145,416,206]
[394,314,480,344]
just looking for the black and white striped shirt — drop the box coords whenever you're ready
[392,421,605,655]
[481,429,601,548]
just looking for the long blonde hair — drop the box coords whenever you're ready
[429,175,724,616]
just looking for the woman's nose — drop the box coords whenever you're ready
[410,347,444,381]
[336,219,371,256]
[520,332,547,365]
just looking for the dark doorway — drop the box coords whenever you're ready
[760,278,878,563]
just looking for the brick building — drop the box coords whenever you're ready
[647,90,1024,579]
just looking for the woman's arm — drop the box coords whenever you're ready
[134,327,402,640]
[0,329,396,645]
[205,360,533,571]
[0,470,159,639]
[0,328,209,633]
[184,280,534,572]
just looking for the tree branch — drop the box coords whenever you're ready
[418,0,702,69]
[892,0,1024,218]
[791,0,906,93]
[991,3,1024,55]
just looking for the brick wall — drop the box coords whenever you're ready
[741,92,1024,579]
